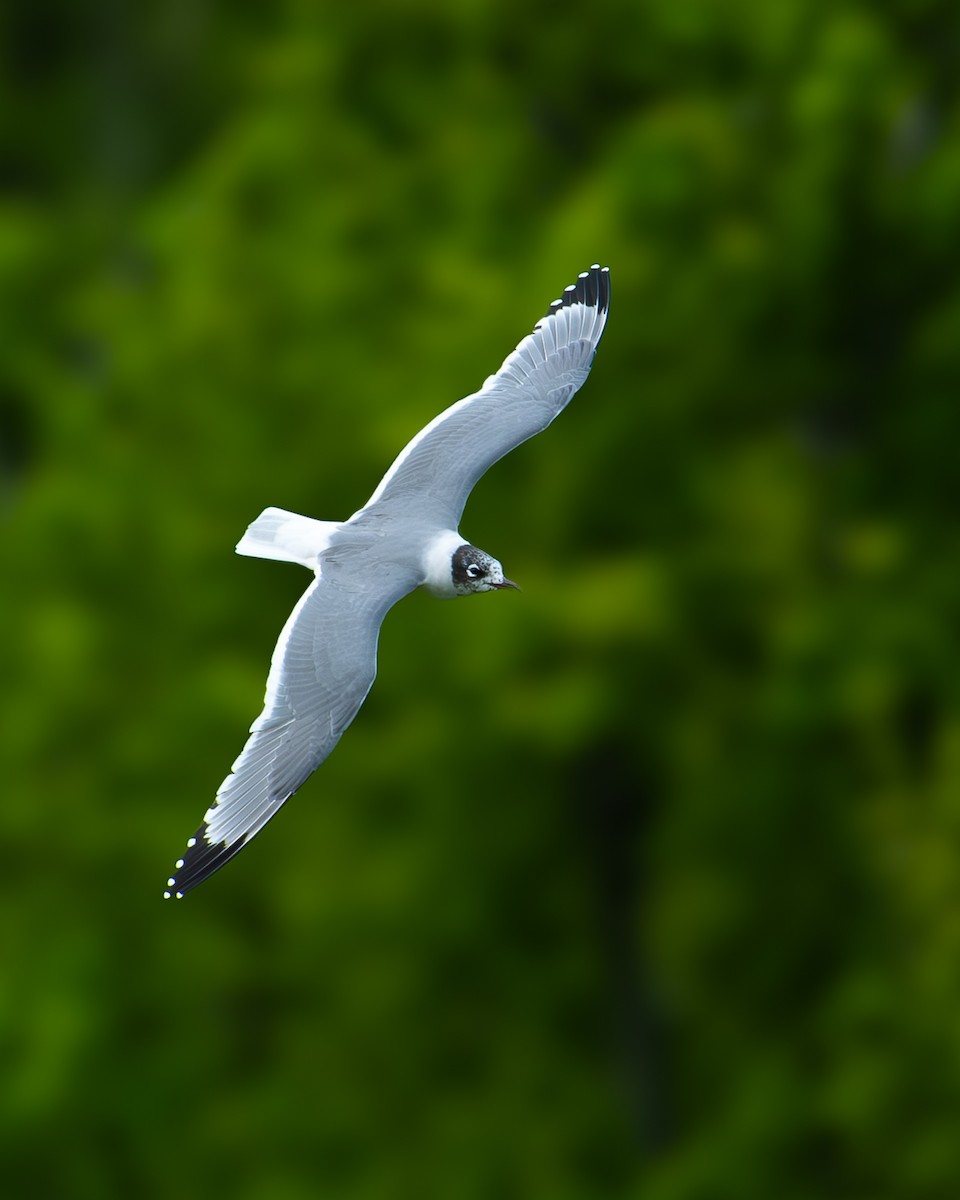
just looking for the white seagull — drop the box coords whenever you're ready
[164,264,610,897]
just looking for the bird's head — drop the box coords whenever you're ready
[451,544,520,596]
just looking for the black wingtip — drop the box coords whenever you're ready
[542,264,610,322]
[162,821,248,899]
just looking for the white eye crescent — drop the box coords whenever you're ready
[466,564,483,579]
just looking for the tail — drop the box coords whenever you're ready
[235,506,340,569]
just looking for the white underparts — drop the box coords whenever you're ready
[421,529,465,598]
[235,507,339,570]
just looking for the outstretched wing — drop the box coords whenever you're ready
[164,562,417,897]
[357,265,610,530]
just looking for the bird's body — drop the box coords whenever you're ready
[165,265,610,897]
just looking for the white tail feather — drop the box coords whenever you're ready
[235,506,339,569]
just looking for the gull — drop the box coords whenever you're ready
[164,264,610,898]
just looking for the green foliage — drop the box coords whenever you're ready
[3,1,960,1195]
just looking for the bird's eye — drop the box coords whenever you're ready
[466,564,483,579]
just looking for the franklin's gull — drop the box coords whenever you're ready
[164,264,610,897]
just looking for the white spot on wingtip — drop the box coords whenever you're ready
[163,890,171,899]
[187,837,197,848]
[167,877,176,887]
[175,859,184,869]
[176,891,183,899]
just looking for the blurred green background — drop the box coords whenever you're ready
[3,1,960,1196]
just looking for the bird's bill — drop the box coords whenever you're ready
[492,578,521,591]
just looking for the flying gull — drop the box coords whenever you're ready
[164,264,610,897]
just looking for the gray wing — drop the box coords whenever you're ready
[164,562,417,897]
[357,265,610,530]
